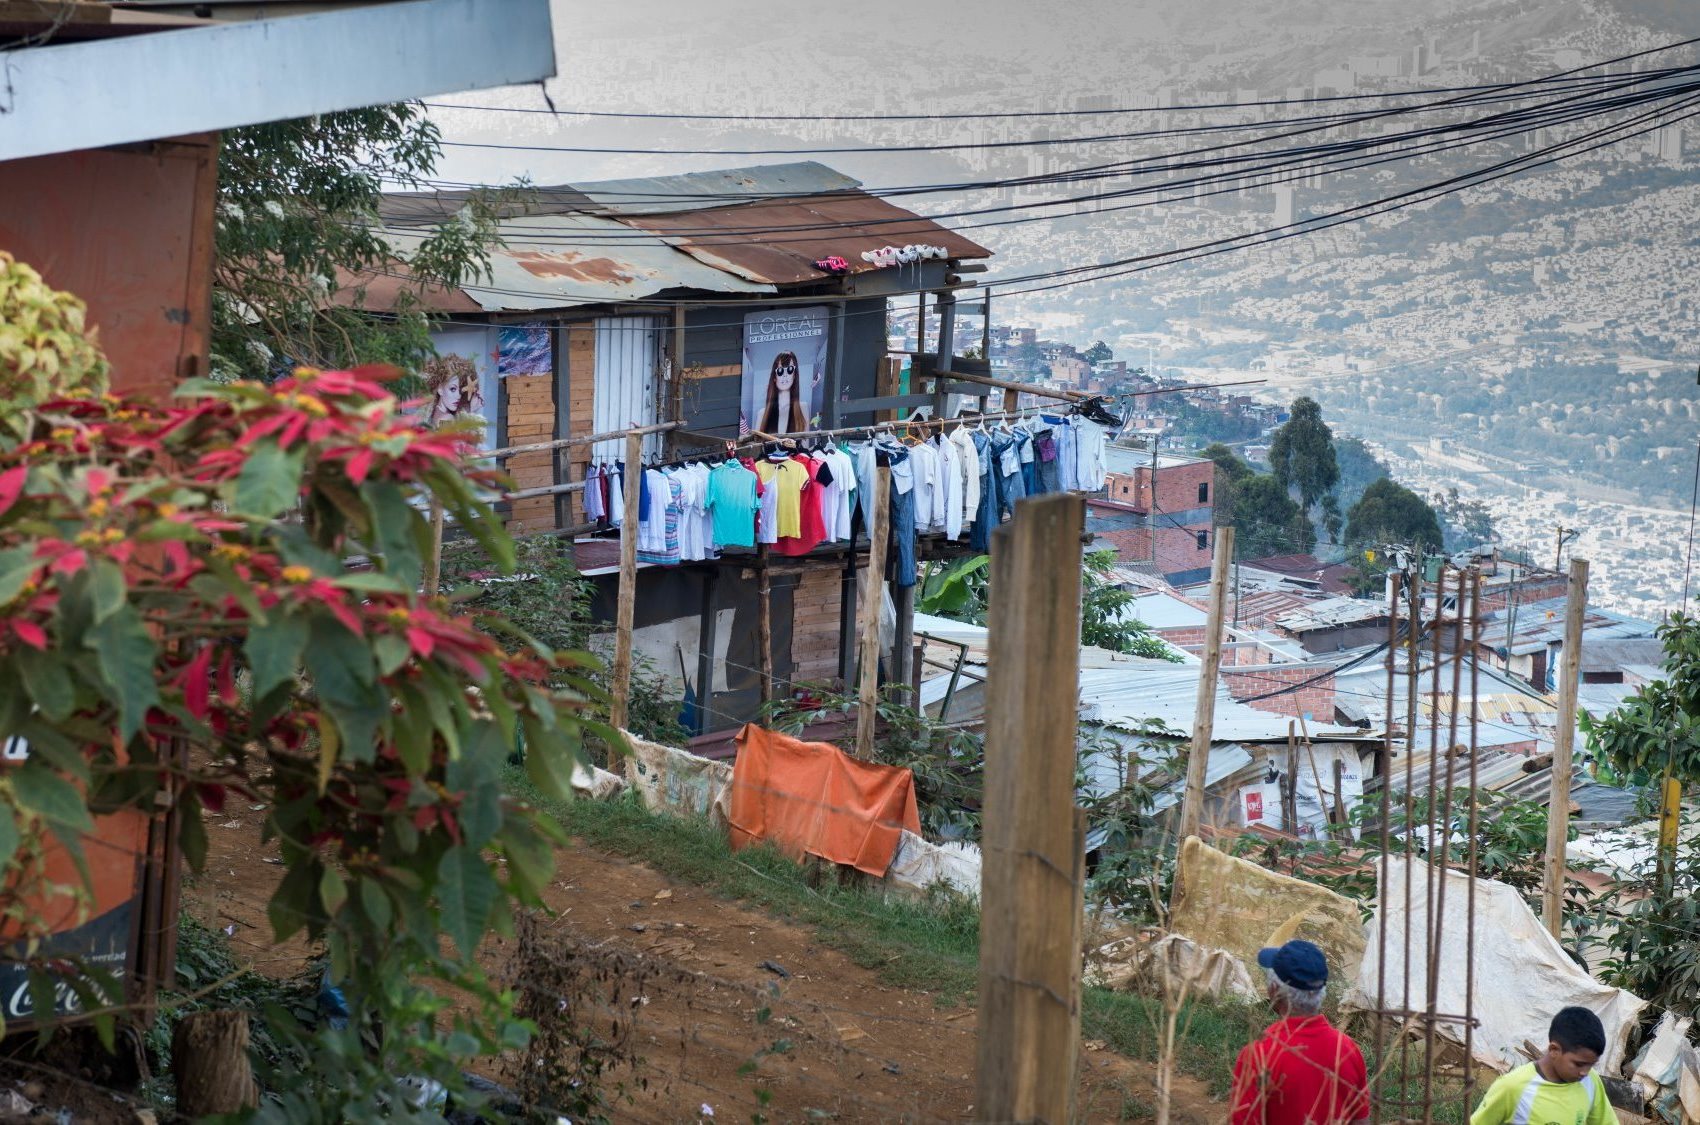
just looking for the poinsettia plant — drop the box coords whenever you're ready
[0,361,605,1109]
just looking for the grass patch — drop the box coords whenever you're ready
[517,771,982,1002]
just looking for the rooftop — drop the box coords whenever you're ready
[371,161,993,313]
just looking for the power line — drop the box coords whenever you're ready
[417,43,1700,123]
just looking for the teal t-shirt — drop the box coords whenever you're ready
[706,461,758,548]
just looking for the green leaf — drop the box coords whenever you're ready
[179,800,208,872]
[363,479,424,590]
[269,857,321,943]
[18,656,75,723]
[304,619,383,761]
[373,633,411,678]
[85,605,158,743]
[87,559,126,624]
[435,845,499,958]
[11,767,93,833]
[232,439,305,518]
[521,716,575,801]
[359,876,392,929]
[333,571,410,594]
[0,546,37,606]
[245,613,309,701]
[319,866,347,916]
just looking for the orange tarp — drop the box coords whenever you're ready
[728,724,922,876]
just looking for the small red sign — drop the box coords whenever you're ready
[1245,791,1265,821]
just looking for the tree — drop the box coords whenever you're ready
[1434,486,1498,551]
[1231,473,1315,558]
[1084,340,1114,365]
[1201,442,1252,529]
[1268,396,1339,513]
[1332,434,1392,516]
[1343,478,1443,550]
[213,105,509,383]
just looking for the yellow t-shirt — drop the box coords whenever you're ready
[1470,1063,1613,1125]
[755,459,806,539]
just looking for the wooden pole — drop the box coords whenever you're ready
[1658,772,1682,888]
[1180,527,1235,841]
[757,545,773,708]
[609,431,643,733]
[976,493,1086,1125]
[422,497,444,597]
[1541,557,1589,938]
[893,583,915,707]
[172,1010,258,1116]
[853,464,891,760]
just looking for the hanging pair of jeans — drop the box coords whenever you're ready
[988,430,1025,520]
[1016,430,1039,496]
[874,445,917,588]
[969,430,997,553]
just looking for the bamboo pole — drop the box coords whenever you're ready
[1542,557,1589,938]
[609,431,643,733]
[853,464,891,760]
[1180,527,1235,841]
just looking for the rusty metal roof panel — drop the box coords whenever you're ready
[380,213,776,312]
[625,193,994,285]
[574,161,864,215]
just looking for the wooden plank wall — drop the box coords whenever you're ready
[564,324,596,523]
[504,367,555,533]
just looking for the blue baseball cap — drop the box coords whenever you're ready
[1257,940,1329,990]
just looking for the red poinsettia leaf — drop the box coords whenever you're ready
[49,549,88,576]
[197,782,227,814]
[345,447,375,486]
[12,620,46,650]
[183,644,212,720]
[216,646,237,705]
[0,465,27,518]
[404,625,436,659]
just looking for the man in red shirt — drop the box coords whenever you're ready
[1231,940,1372,1125]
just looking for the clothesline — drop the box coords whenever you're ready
[673,402,1086,456]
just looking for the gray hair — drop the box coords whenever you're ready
[1265,969,1326,1016]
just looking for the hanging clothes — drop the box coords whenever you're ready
[882,445,918,589]
[1034,418,1063,495]
[582,463,606,523]
[1074,418,1107,491]
[933,434,963,541]
[969,430,996,553]
[948,425,979,539]
[772,453,827,557]
[608,463,626,528]
[1015,425,1039,496]
[706,460,759,549]
[755,454,807,540]
[636,469,682,566]
[746,457,779,545]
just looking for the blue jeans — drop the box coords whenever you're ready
[970,431,997,553]
[887,473,917,588]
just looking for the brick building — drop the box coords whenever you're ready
[1088,446,1217,585]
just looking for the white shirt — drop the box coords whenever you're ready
[1075,420,1107,491]
[948,426,979,532]
[907,440,937,530]
[934,435,963,540]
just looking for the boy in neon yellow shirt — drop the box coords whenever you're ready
[1471,1007,1615,1125]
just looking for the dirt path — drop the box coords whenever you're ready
[186,806,1222,1123]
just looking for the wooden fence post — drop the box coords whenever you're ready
[609,430,643,733]
[853,464,891,760]
[1180,527,1234,841]
[1542,557,1589,938]
[976,493,1085,1124]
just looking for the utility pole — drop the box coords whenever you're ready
[1541,557,1588,939]
[1181,526,1235,840]
[610,430,644,733]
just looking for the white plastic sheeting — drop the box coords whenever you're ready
[624,732,732,826]
[1348,860,1645,1074]
[886,831,980,901]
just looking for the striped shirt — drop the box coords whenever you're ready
[1470,1063,1612,1125]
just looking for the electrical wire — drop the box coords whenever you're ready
[419,66,1695,122]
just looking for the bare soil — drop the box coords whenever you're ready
[184,803,1224,1123]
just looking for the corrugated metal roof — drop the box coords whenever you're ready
[1274,595,1390,632]
[575,161,864,214]
[381,214,776,312]
[630,193,992,285]
[1078,666,1367,743]
[373,161,992,312]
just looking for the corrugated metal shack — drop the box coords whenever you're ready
[374,162,998,737]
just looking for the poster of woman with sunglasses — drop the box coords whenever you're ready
[740,306,827,437]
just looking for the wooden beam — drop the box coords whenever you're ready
[487,419,679,461]
[1542,556,1589,938]
[853,464,891,760]
[1180,527,1235,841]
[609,431,643,732]
[976,492,1086,1124]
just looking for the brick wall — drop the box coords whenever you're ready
[503,371,555,532]
[789,566,843,687]
[1222,664,1336,720]
[1478,574,1569,611]
[1108,460,1216,514]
